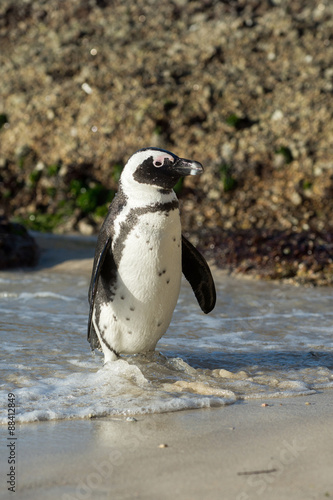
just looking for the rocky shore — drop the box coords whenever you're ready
[0,0,332,283]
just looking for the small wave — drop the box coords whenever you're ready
[2,353,331,425]
[0,292,18,299]
[18,291,78,302]
[0,357,237,424]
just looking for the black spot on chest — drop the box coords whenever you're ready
[113,200,179,265]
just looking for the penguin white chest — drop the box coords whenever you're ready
[117,210,182,300]
[96,208,182,358]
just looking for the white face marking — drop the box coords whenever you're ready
[123,149,174,178]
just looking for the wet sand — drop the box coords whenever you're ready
[3,391,332,500]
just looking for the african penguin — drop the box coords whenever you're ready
[88,147,216,362]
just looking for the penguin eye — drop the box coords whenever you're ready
[153,154,174,168]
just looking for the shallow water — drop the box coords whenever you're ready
[1,235,333,423]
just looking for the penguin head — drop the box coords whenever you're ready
[119,147,203,194]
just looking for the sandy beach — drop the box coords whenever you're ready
[1,235,332,500]
[1,391,331,500]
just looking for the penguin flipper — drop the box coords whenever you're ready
[181,235,216,314]
[87,236,113,350]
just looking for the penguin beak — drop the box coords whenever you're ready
[173,158,204,176]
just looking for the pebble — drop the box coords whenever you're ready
[271,110,284,121]
[81,82,93,94]
[77,219,95,236]
[216,369,248,380]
